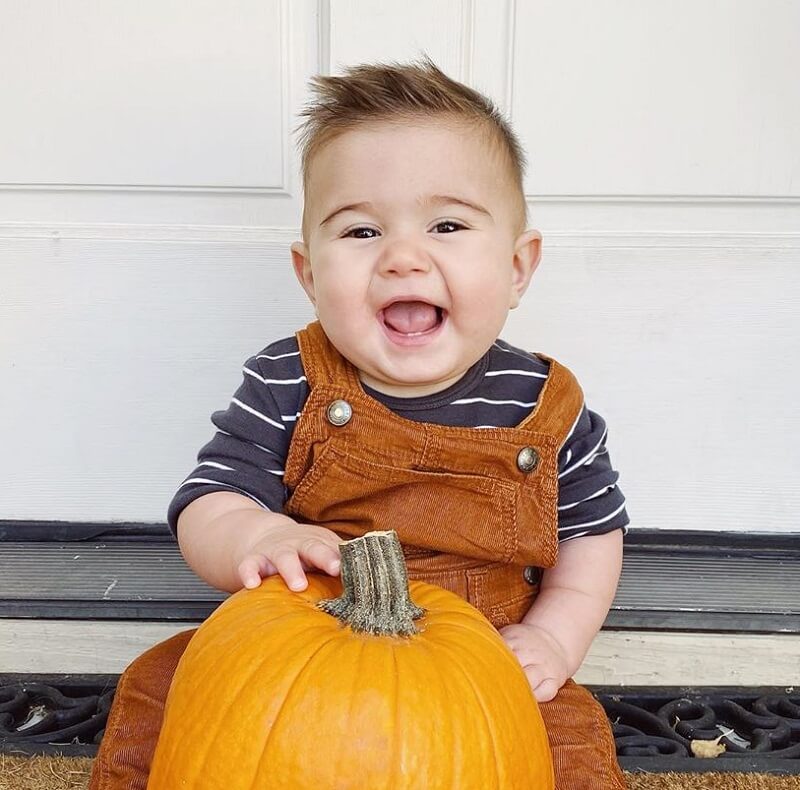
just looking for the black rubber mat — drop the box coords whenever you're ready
[1,676,798,774]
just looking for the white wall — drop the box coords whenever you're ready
[2,0,799,534]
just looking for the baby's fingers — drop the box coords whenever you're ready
[531,676,560,703]
[238,554,277,590]
[298,538,341,577]
[270,548,312,592]
[521,663,561,703]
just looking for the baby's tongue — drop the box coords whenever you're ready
[383,301,438,334]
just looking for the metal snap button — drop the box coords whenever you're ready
[516,446,539,473]
[523,566,541,585]
[326,399,353,427]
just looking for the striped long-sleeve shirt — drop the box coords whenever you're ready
[168,335,630,541]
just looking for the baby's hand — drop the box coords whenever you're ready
[235,521,341,592]
[499,623,570,703]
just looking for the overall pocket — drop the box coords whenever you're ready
[285,443,519,563]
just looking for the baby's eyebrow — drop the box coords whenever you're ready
[319,195,492,228]
[423,194,492,219]
[320,201,372,227]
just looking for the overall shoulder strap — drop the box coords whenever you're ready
[295,321,361,391]
[519,355,585,450]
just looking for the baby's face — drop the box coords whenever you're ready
[292,119,540,397]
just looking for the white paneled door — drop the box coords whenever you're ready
[0,0,798,535]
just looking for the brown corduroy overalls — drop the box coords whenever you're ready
[89,321,625,790]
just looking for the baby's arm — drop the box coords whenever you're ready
[499,529,623,702]
[176,491,341,594]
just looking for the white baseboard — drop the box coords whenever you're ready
[2,619,797,687]
[577,630,799,687]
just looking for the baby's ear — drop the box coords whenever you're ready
[290,241,316,306]
[509,229,542,309]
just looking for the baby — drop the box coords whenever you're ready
[90,57,629,790]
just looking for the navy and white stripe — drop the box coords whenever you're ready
[168,335,629,541]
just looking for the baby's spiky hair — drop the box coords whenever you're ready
[295,55,528,237]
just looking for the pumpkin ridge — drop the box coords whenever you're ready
[423,638,505,790]
[388,645,401,786]
[196,598,319,643]
[178,623,340,787]
[433,636,552,788]
[173,608,329,718]
[184,580,345,680]
[433,626,522,682]
[249,632,344,787]
[417,636,463,787]
[374,624,444,787]
[344,636,369,779]
[417,612,511,654]
[192,597,289,644]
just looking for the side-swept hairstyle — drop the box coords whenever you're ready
[295,55,528,237]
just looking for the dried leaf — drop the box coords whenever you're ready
[690,737,727,758]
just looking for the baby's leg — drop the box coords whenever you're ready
[89,628,196,790]
[539,679,626,790]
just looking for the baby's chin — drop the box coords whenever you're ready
[356,365,469,399]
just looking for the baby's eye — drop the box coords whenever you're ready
[432,220,465,233]
[343,226,379,239]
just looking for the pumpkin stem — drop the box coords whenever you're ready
[317,530,425,636]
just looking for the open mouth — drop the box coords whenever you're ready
[378,299,446,344]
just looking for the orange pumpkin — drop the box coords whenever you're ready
[147,531,554,789]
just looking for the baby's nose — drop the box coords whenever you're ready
[378,241,432,276]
